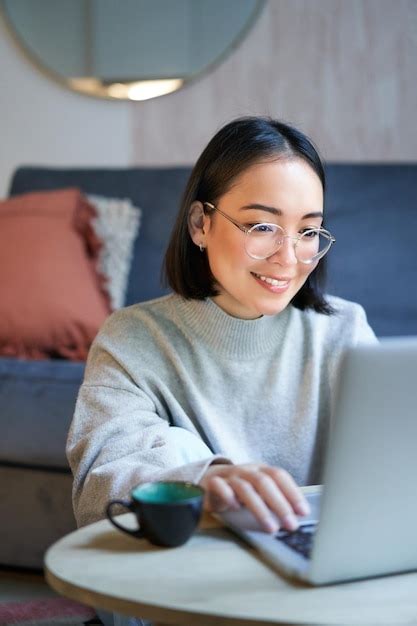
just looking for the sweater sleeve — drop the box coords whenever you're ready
[66,341,230,528]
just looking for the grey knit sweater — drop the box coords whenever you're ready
[67,294,377,527]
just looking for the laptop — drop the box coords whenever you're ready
[218,337,417,585]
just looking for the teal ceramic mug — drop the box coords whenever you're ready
[106,481,205,547]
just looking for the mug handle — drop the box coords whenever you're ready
[106,499,144,538]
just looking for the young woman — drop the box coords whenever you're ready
[67,115,376,543]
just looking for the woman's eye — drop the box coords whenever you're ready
[249,223,274,233]
[300,228,319,238]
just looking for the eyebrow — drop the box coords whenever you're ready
[239,203,323,220]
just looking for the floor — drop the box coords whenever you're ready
[0,566,58,603]
[0,566,103,624]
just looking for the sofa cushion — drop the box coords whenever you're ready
[8,166,192,304]
[0,188,111,360]
[0,357,84,468]
[87,194,142,309]
[324,165,417,336]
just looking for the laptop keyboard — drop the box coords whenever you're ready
[275,522,317,559]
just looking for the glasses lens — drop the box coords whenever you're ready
[245,223,284,259]
[297,229,331,263]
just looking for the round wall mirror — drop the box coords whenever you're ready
[1,0,265,101]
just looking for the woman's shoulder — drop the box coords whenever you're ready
[104,293,177,327]
[92,293,181,347]
[322,294,369,321]
[297,294,377,346]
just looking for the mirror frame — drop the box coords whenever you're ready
[0,0,266,101]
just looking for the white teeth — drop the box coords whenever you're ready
[255,273,289,287]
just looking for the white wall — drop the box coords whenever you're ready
[0,12,131,197]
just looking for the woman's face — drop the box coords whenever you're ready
[202,158,324,319]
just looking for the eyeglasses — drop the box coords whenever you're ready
[203,202,335,264]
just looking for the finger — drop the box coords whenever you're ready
[247,471,302,531]
[263,467,311,517]
[204,476,241,513]
[236,466,307,530]
[228,477,279,533]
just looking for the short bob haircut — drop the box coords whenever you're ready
[163,116,334,315]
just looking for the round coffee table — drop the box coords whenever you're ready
[45,507,417,626]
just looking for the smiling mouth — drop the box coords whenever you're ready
[252,272,290,287]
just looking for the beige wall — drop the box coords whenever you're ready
[0,0,415,197]
[131,0,417,164]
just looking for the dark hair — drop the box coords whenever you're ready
[163,116,333,314]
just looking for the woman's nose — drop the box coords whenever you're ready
[268,236,298,265]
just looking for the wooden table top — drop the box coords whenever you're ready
[45,491,417,626]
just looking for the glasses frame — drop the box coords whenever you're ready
[203,202,335,264]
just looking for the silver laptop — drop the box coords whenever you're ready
[218,337,417,585]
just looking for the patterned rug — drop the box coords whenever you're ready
[0,597,98,625]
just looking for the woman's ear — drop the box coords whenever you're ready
[188,201,209,248]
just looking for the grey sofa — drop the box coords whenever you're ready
[1,164,416,569]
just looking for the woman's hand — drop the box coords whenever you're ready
[199,463,310,533]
